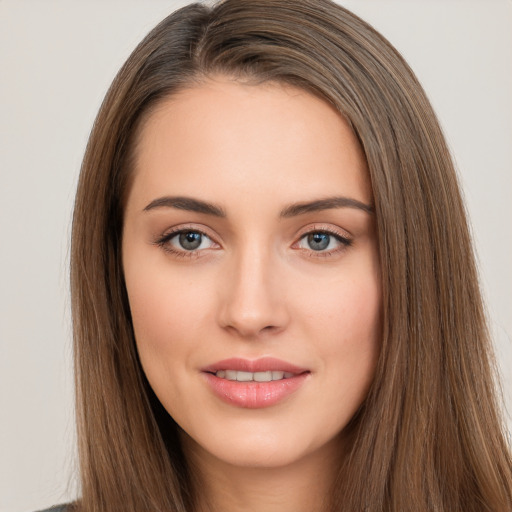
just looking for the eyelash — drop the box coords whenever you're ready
[154,226,352,259]
[294,227,352,258]
[154,226,216,259]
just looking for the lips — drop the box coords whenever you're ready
[202,357,310,408]
[215,370,295,381]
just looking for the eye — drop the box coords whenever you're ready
[296,230,351,254]
[156,229,217,254]
[175,231,206,251]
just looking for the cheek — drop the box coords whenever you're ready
[299,265,382,398]
[125,241,208,331]
[123,254,205,372]
[301,266,381,345]
[124,267,212,424]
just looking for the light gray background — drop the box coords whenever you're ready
[1,1,511,511]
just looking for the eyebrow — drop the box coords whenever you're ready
[143,196,226,217]
[142,195,373,217]
[279,196,374,217]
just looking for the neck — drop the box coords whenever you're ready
[182,433,343,512]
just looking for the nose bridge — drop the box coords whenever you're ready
[218,236,287,337]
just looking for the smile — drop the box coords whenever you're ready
[202,358,310,408]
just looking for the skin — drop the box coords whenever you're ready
[122,76,382,512]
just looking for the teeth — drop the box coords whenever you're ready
[215,370,294,381]
[236,371,253,382]
[254,371,272,382]
[225,370,237,380]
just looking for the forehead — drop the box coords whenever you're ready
[128,76,371,211]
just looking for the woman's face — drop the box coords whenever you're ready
[122,77,381,470]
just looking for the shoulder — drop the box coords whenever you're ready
[35,505,68,512]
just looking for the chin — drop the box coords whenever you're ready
[180,420,344,471]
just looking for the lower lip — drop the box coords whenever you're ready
[203,372,309,408]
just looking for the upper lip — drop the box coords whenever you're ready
[202,357,309,374]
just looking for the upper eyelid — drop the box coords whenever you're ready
[295,223,352,240]
[296,230,351,247]
[157,224,218,242]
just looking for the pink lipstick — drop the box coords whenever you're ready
[202,357,310,408]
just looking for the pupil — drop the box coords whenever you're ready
[308,232,329,251]
[179,231,202,250]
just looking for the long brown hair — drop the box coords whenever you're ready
[70,1,512,510]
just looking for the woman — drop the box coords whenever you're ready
[44,0,512,510]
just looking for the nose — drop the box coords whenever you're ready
[217,242,290,339]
